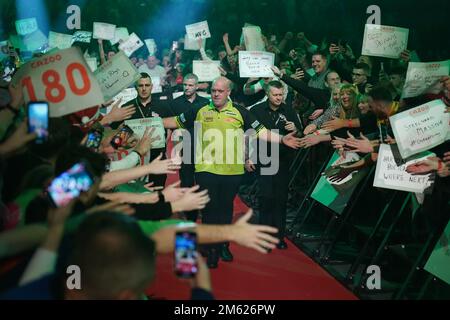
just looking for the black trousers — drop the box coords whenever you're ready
[195,172,242,251]
[258,163,290,240]
[179,162,198,221]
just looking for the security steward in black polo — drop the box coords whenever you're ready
[171,73,209,222]
[247,80,302,250]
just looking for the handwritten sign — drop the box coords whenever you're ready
[94,51,141,101]
[145,39,157,56]
[113,88,137,106]
[110,27,129,46]
[193,60,221,82]
[12,47,104,117]
[185,21,211,40]
[22,29,48,52]
[72,31,92,44]
[106,88,138,114]
[243,26,265,51]
[118,33,144,57]
[124,117,166,149]
[48,31,73,50]
[362,24,409,59]
[390,99,449,159]
[238,51,274,78]
[15,18,38,36]
[183,34,205,51]
[402,60,449,98]
[373,144,434,193]
[93,22,116,40]
[151,76,163,94]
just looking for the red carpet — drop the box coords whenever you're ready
[147,238,356,300]
[152,140,357,300]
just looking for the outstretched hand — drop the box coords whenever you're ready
[231,210,279,254]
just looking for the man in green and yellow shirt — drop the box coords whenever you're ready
[163,77,301,268]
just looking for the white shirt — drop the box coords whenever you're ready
[138,64,166,79]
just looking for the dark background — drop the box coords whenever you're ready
[0,0,449,60]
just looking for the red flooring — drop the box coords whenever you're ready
[147,238,356,300]
[151,142,357,300]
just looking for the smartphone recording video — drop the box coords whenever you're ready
[27,101,49,144]
[110,125,134,149]
[85,129,103,151]
[174,230,198,278]
[47,162,94,207]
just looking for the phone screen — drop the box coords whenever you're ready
[172,41,179,51]
[110,125,133,149]
[47,162,94,207]
[27,102,49,144]
[85,130,103,151]
[174,230,198,278]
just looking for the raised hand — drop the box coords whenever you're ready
[245,159,256,172]
[284,121,297,132]
[299,134,322,148]
[104,99,136,124]
[291,68,305,80]
[149,153,181,174]
[282,131,302,149]
[162,181,188,202]
[171,185,210,212]
[322,116,346,133]
[231,210,279,254]
[406,157,441,175]
[344,132,374,153]
[309,109,324,120]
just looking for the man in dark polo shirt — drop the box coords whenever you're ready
[248,80,303,250]
[171,73,209,222]
[114,73,175,187]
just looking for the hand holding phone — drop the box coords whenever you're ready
[110,125,134,149]
[85,129,103,151]
[174,230,198,278]
[27,101,49,144]
[47,161,94,207]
